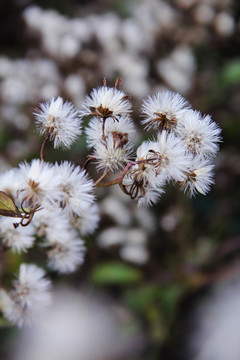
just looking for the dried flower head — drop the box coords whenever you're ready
[34,97,82,149]
[81,86,132,121]
[93,133,133,172]
[141,90,190,131]
[177,110,222,159]
[18,159,61,210]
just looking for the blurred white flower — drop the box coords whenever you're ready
[214,11,235,37]
[189,279,240,360]
[0,264,51,327]
[0,217,35,253]
[156,47,195,94]
[46,227,85,274]
[71,203,100,236]
[0,167,21,198]
[34,97,82,149]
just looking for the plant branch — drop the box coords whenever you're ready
[94,170,109,186]
[95,162,134,188]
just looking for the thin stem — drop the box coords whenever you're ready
[95,162,134,188]
[40,135,49,162]
[115,77,122,89]
[102,118,106,140]
[83,156,95,170]
[94,170,109,186]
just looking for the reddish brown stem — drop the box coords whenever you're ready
[94,170,109,186]
[40,135,49,162]
[95,162,134,188]
[83,156,95,170]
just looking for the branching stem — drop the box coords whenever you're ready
[95,162,134,188]
[94,170,109,186]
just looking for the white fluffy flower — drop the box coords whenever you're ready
[34,97,82,149]
[45,224,85,274]
[81,86,132,120]
[150,131,190,181]
[180,157,215,196]
[32,207,66,237]
[71,203,100,236]
[0,217,35,253]
[85,115,135,148]
[93,134,133,172]
[141,90,190,131]
[1,264,51,327]
[0,168,21,199]
[54,161,95,217]
[177,110,221,158]
[18,159,61,210]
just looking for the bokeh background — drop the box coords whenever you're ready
[0,0,240,359]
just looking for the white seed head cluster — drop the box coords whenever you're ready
[121,90,221,205]
[83,85,135,172]
[0,158,98,267]
[0,85,221,327]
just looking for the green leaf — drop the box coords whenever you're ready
[91,262,143,285]
[0,191,21,218]
[219,60,240,86]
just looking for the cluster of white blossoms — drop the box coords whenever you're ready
[82,85,221,206]
[83,84,135,172]
[0,82,221,327]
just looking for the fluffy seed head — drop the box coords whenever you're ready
[81,86,132,120]
[93,134,133,172]
[85,115,135,148]
[34,97,82,149]
[179,157,215,196]
[177,110,222,159]
[1,264,51,327]
[18,159,61,210]
[54,161,95,217]
[141,90,191,131]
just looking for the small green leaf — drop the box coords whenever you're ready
[91,262,143,285]
[219,60,240,86]
[0,191,21,218]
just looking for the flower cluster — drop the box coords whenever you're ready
[82,86,221,206]
[84,84,135,172]
[0,157,97,269]
[122,90,221,206]
[0,84,221,327]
